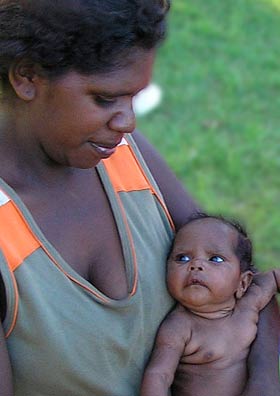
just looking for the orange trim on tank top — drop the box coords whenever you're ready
[103,144,149,192]
[114,193,138,296]
[1,142,174,336]
[0,199,40,271]
[4,269,19,339]
[103,144,175,231]
[0,191,112,338]
[128,145,175,230]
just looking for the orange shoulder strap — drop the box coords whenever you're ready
[102,138,151,193]
[0,190,40,272]
[102,137,175,230]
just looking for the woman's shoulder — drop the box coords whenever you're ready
[132,130,200,229]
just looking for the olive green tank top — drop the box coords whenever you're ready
[0,136,175,396]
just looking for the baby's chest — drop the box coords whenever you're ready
[182,316,257,366]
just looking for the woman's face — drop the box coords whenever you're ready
[19,49,155,169]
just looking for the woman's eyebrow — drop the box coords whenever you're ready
[93,88,143,97]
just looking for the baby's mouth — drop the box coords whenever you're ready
[188,278,207,287]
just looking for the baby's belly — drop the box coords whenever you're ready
[172,359,247,396]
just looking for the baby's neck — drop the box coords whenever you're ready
[188,307,234,320]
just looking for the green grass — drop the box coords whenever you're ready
[137,0,280,271]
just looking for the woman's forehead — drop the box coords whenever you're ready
[87,50,155,92]
[53,49,154,95]
[41,49,155,98]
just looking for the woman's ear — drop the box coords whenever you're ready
[8,59,38,101]
[235,270,253,299]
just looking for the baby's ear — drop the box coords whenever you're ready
[235,271,254,299]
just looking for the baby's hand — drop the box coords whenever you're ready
[271,269,280,292]
[254,270,280,293]
[252,272,264,285]
[250,271,278,311]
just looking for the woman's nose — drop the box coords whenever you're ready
[108,101,136,134]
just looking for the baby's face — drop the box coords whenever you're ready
[167,218,243,314]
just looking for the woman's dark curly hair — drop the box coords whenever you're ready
[0,0,170,85]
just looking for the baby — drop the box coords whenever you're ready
[141,213,280,396]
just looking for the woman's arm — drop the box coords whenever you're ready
[0,321,13,396]
[241,299,280,396]
[0,269,13,396]
[133,130,280,395]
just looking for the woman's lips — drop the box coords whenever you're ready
[90,142,117,157]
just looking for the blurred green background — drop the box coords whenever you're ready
[137,0,280,272]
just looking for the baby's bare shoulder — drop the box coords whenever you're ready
[157,304,192,346]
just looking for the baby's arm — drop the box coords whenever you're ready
[141,306,191,396]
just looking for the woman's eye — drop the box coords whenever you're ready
[209,256,224,263]
[176,255,191,263]
[94,95,117,106]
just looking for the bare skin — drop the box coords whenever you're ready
[0,49,279,396]
[0,49,199,396]
[0,51,156,300]
[141,219,280,396]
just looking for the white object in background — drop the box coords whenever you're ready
[133,83,162,116]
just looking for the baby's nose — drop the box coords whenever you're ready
[189,259,204,271]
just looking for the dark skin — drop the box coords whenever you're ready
[0,48,279,396]
[141,219,280,396]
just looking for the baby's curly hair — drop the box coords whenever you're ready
[0,0,170,84]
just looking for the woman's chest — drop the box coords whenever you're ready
[20,174,128,299]
[3,162,174,300]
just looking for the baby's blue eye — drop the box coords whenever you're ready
[209,256,224,263]
[176,254,191,263]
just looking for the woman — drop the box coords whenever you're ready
[0,1,278,395]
